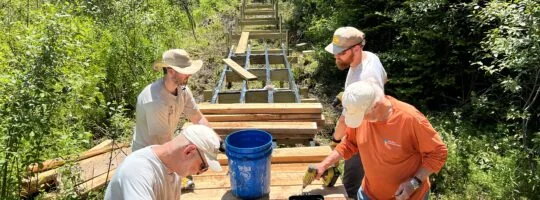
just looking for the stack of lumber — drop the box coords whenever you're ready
[21,140,131,197]
[182,146,348,200]
[184,103,325,145]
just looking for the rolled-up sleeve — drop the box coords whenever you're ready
[335,128,360,160]
[413,115,448,173]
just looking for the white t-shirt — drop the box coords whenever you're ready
[342,51,387,116]
[132,78,199,151]
[344,51,387,89]
[104,146,181,200]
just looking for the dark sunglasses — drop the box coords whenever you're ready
[337,43,362,56]
[195,148,209,174]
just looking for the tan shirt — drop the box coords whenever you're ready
[132,78,198,151]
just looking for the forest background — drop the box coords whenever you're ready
[0,0,538,199]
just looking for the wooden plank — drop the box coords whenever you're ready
[301,98,318,103]
[182,184,347,200]
[77,169,116,194]
[88,140,113,151]
[250,49,285,54]
[215,134,314,141]
[205,90,301,103]
[27,143,130,173]
[243,10,275,16]
[273,90,296,103]
[245,4,273,9]
[77,147,131,183]
[182,121,317,136]
[234,30,286,34]
[204,113,323,122]
[226,68,289,82]
[192,172,342,189]
[300,87,309,98]
[216,146,332,165]
[232,32,286,40]
[223,58,257,80]
[232,54,298,65]
[199,163,318,177]
[234,32,250,54]
[198,103,323,114]
[21,147,131,196]
[239,19,277,26]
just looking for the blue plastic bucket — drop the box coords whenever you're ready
[225,129,273,199]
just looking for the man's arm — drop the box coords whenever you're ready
[189,110,210,126]
[396,115,448,200]
[333,116,347,141]
[314,150,343,179]
[394,167,433,200]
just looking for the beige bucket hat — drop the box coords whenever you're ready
[152,49,203,75]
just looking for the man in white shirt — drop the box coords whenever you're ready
[132,49,210,152]
[325,26,388,198]
[105,125,222,200]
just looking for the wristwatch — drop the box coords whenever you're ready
[330,136,341,143]
[409,177,422,190]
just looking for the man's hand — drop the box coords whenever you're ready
[313,162,328,180]
[394,178,416,200]
[331,92,344,113]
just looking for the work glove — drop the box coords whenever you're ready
[219,140,226,153]
[332,92,344,113]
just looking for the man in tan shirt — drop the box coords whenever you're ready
[131,49,210,151]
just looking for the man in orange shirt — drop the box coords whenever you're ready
[314,80,448,200]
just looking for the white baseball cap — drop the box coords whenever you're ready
[342,81,378,128]
[182,125,222,172]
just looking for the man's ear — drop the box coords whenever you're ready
[183,144,197,157]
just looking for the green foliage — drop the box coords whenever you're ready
[286,0,540,198]
[0,0,236,199]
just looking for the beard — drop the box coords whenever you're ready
[335,52,353,70]
[336,60,350,70]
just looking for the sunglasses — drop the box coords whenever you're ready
[337,43,362,56]
[195,148,209,174]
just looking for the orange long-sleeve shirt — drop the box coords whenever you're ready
[335,96,448,200]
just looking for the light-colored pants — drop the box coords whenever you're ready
[357,187,430,200]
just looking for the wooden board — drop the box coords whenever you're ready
[182,183,347,200]
[245,4,273,9]
[226,68,289,82]
[231,54,297,65]
[199,163,318,177]
[77,147,131,182]
[204,113,322,122]
[216,146,332,165]
[232,32,286,40]
[243,10,275,16]
[89,140,113,151]
[211,90,297,103]
[27,143,129,173]
[223,58,257,80]
[183,121,317,136]
[198,103,323,114]
[76,169,116,194]
[192,172,342,189]
[21,147,130,196]
[234,32,250,54]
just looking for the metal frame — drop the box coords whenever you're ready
[240,45,252,103]
[265,43,274,103]
[211,0,300,104]
[211,46,234,104]
[281,43,300,103]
